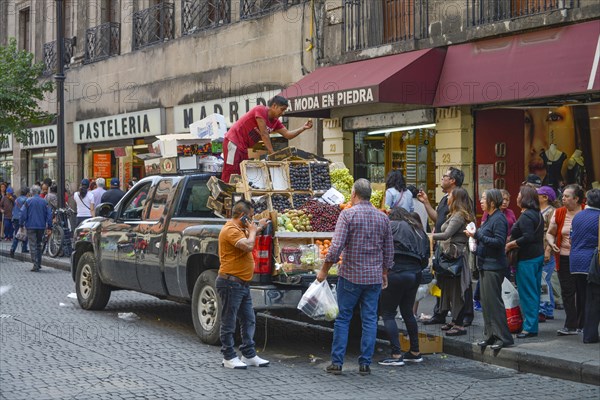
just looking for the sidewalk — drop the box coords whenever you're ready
[2,243,598,385]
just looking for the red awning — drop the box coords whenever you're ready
[434,20,600,107]
[281,48,446,117]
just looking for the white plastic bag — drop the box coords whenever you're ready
[466,222,477,253]
[297,280,339,321]
[501,277,520,309]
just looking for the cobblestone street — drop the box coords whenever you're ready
[1,255,599,400]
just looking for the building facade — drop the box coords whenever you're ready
[1,0,600,215]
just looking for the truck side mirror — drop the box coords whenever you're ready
[96,202,115,218]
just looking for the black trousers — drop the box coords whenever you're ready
[480,269,514,346]
[558,256,586,330]
[583,282,600,343]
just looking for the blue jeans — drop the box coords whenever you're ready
[10,219,28,253]
[331,277,382,367]
[539,257,555,318]
[380,271,421,355]
[3,217,13,239]
[216,277,256,361]
[516,256,544,333]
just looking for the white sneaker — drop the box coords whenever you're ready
[222,357,247,369]
[241,355,270,367]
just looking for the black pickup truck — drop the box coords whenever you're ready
[71,174,313,344]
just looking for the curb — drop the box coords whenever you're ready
[442,336,599,386]
[3,247,598,386]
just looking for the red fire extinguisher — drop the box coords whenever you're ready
[252,221,273,284]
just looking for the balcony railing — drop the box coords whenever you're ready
[43,37,75,76]
[466,0,580,26]
[84,22,120,64]
[342,0,429,53]
[240,0,303,20]
[133,2,175,50]
[182,0,231,35]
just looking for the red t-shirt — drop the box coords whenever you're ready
[224,105,285,152]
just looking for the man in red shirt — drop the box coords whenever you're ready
[221,95,312,183]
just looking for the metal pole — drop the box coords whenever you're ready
[55,0,65,209]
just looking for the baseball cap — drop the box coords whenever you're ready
[537,186,556,202]
[522,174,542,187]
[81,178,90,187]
[6,187,14,194]
[110,178,120,187]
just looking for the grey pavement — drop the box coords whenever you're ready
[0,244,599,399]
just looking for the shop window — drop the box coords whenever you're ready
[18,8,30,52]
[0,154,14,183]
[121,181,152,220]
[176,178,214,218]
[354,131,386,183]
[147,178,172,220]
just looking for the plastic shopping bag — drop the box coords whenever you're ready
[501,277,523,333]
[297,280,339,321]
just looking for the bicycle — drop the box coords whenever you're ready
[47,205,75,258]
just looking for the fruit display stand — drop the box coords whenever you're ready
[288,161,312,191]
[270,192,294,213]
[309,161,332,193]
[246,192,272,214]
[273,231,335,284]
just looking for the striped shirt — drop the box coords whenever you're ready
[325,201,394,284]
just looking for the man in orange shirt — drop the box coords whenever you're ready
[217,200,270,369]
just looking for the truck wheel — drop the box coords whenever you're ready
[192,270,221,345]
[76,252,111,310]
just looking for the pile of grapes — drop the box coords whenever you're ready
[292,193,311,208]
[299,199,340,232]
[310,163,331,191]
[289,163,311,190]
[271,194,292,213]
[371,190,384,208]
[251,196,269,214]
[330,168,354,202]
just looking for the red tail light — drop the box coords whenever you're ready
[253,235,272,275]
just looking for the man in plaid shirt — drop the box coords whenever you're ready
[317,179,394,375]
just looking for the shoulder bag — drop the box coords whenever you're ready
[587,216,600,285]
[433,241,464,276]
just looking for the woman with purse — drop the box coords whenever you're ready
[431,187,474,336]
[506,186,545,339]
[546,184,585,336]
[379,207,430,366]
[465,189,513,350]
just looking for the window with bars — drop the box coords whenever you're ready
[42,38,75,76]
[132,2,175,50]
[240,0,303,20]
[182,0,231,34]
[84,22,120,64]
[466,0,580,26]
[342,0,429,53]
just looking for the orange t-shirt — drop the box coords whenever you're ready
[218,220,254,281]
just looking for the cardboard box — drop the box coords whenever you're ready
[320,187,345,205]
[266,162,290,191]
[399,332,443,354]
[159,157,178,174]
[207,176,236,199]
[228,174,243,185]
[240,160,271,191]
[178,155,200,170]
[206,196,224,213]
[266,146,297,161]
[248,148,268,160]
[144,159,161,175]
[153,134,210,157]
[189,113,227,140]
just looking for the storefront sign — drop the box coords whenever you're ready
[21,125,57,149]
[74,108,165,144]
[286,87,376,114]
[93,153,112,178]
[0,134,12,152]
[173,90,277,133]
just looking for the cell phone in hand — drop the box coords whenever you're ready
[241,216,250,226]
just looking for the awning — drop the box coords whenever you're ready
[434,20,600,107]
[281,48,447,117]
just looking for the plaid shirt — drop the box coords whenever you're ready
[325,201,394,285]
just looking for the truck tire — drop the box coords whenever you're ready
[192,270,221,345]
[76,252,111,310]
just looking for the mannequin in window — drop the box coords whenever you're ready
[540,143,566,188]
[567,149,586,188]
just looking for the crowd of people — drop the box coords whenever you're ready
[0,176,137,270]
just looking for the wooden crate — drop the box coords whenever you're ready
[240,160,271,191]
[245,192,272,214]
[290,191,313,208]
[309,161,332,193]
[288,160,312,191]
[270,192,293,213]
[266,161,291,191]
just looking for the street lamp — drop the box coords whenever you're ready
[55,0,65,208]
